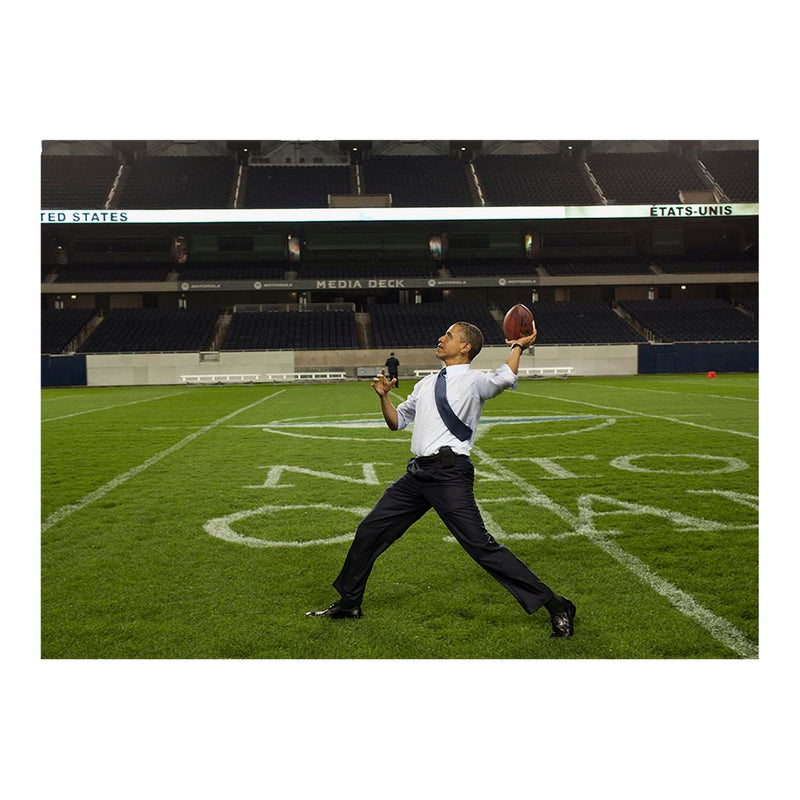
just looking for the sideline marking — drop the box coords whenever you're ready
[41,390,286,533]
[514,389,757,439]
[42,394,82,401]
[42,390,189,422]
[471,445,758,659]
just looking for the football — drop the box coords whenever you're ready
[503,303,535,340]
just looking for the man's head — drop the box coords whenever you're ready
[436,322,483,364]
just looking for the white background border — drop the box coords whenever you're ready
[13,3,790,798]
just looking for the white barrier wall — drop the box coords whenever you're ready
[298,345,639,377]
[84,344,638,386]
[86,351,296,386]
[516,344,638,376]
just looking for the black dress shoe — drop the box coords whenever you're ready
[306,601,363,619]
[549,598,576,638]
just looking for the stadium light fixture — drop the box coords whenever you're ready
[450,140,481,161]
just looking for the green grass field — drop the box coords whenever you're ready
[41,373,758,659]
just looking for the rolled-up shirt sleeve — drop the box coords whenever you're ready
[475,363,517,400]
[395,390,417,430]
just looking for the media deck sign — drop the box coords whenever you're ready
[180,275,540,291]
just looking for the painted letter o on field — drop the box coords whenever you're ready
[609,453,749,475]
[203,503,370,548]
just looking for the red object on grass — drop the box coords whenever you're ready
[707,371,717,378]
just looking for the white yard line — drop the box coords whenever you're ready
[472,444,758,659]
[563,381,758,404]
[589,535,759,659]
[41,390,286,533]
[42,390,190,422]
[514,389,757,439]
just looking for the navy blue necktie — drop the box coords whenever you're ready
[434,368,473,442]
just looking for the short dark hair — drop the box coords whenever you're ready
[455,321,483,361]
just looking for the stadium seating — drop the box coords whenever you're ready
[654,256,758,274]
[447,259,535,276]
[39,143,760,364]
[361,155,474,207]
[221,310,359,351]
[78,308,219,353]
[370,302,506,349]
[52,263,171,282]
[178,262,287,281]
[527,301,647,344]
[586,152,708,204]
[618,299,758,342]
[41,155,121,209]
[116,156,237,209]
[698,149,758,202]
[738,296,758,319]
[542,258,653,276]
[299,262,437,279]
[41,308,98,354]
[474,153,597,206]
[243,165,352,208]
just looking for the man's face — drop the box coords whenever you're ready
[436,324,469,362]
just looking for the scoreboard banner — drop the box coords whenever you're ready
[40,203,759,225]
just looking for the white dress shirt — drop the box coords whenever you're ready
[396,363,517,457]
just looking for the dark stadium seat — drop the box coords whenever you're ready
[299,262,437,279]
[41,155,121,209]
[618,299,758,342]
[698,149,758,202]
[116,156,238,209]
[221,310,359,351]
[654,256,758,274]
[41,308,98,354]
[78,308,219,353]
[361,156,475,207]
[447,259,535,277]
[527,301,647,344]
[243,165,352,208]
[586,152,708,204]
[178,262,287,281]
[542,258,653,276]
[474,153,597,206]
[370,303,505,349]
[53,263,171,282]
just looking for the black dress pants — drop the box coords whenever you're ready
[333,454,555,613]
